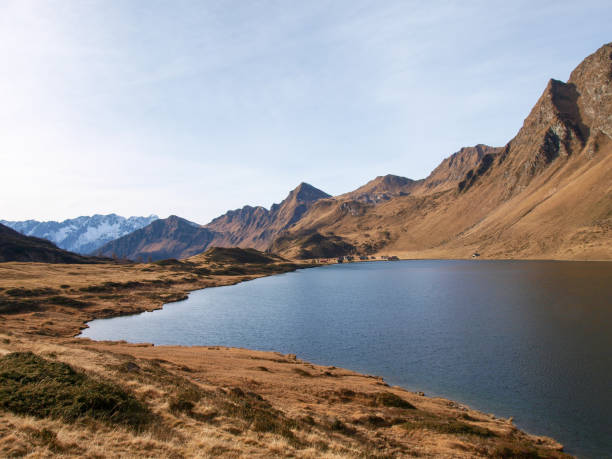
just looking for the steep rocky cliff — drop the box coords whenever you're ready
[271,43,612,260]
[92,43,611,262]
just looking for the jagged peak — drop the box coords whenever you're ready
[3,213,158,226]
[164,215,200,227]
[205,205,270,226]
[368,174,413,185]
[437,144,500,169]
[287,182,331,202]
[568,42,612,84]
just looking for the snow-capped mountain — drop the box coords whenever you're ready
[0,214,159,255]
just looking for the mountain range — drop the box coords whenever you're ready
[0,214,158,254]
[95,183,330,261]
[0,223,102,263]
[95,216,216,261]
[3,43,611,263]
[271,43,612,260]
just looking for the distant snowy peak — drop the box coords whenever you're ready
[0,214,158,254]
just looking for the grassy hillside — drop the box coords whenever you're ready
[0,253,567,457]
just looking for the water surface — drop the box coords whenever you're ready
[81,260,612,458]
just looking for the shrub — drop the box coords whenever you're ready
[0,352,151,430]
[204,247,279,264]
[4,287,59,297]
[46,296,90,308]
[330,418,356,435]
[169,389,201,414]
[401,419,494,437]
[492,447,540,458]
[374,392,416,409]
[79,285,108,293]
[358,415,389,428]
[212,266,247,276]
[153,259,183,266]
[0,298,40,314]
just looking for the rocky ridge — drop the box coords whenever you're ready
[0,223,103,263]
[0,214,158,254]
[271,43,612,260]
[96,216,217,261]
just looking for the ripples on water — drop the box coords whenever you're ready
[81,260,612,458]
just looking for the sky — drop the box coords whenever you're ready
[1,1,611,224]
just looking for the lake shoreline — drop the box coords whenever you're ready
[0,256,573,457]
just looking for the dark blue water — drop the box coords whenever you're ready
[81,260,612,458]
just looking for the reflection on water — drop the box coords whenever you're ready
[81,260,612,458]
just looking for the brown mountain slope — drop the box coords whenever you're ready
[97,215,218,261]
[337,145,503,205]
[416,144,503,194]
[204,182,331,250]
[271,43,612,260]
[0,223,100,263]
[339,174,416,204]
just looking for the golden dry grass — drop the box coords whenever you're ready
[0,255,570,458]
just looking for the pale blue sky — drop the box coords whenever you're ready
[1,1,611,223]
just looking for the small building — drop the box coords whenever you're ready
[388,255,399,261]
[337,258,343,263]
[359,256,368,260]
[472,252,480,258]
